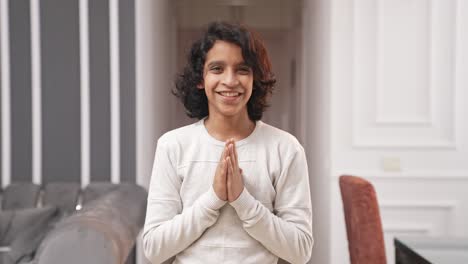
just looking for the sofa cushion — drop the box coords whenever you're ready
[43,182,81,216]
[1,183,41,210]
[82,182,118,204]
[0,206,59,263]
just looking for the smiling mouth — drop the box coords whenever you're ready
[216,91,242,97]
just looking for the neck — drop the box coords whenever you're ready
[204,111,256,142]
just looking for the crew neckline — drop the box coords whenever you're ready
[198,116,262,147]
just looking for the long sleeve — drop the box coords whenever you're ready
[143,140,226,264]
[230,146,313,264]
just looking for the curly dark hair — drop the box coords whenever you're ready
[173,21,276,121]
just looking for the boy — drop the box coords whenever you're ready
[143,21,313,264]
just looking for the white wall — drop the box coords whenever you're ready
[136,0,176,263]
[329,0,468,263]
[136,0,176,190]
[301,0,332,263]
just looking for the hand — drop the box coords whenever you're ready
[213,141,229,201]
[226,139,244,202]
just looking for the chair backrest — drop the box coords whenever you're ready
[1,182,41,210]
[43,182,81,216]
[339,175,387,264]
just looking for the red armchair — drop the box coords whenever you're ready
[339,175,387,264]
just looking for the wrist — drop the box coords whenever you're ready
[228,186,243,202]
[213,184,227,201]
[200,186,227,210]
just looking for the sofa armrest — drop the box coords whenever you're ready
[33,184,147,264]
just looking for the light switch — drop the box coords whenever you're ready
[381,157,401,172]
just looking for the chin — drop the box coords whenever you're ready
[220,111,241,117]
[210,103,248,118]
[218,108,244,117]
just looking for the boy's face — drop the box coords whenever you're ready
[198,40,253,119]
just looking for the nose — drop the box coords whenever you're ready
[221,69,240,87]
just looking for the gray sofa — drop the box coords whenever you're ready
[0,182,147,264]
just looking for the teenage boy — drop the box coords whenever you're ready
[143,21,313,264]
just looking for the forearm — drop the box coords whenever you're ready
[143,188,226,263]
[230,188,313,264]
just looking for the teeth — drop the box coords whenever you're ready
[219,92,240,97]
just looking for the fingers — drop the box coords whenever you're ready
[216,147,227,177]
[216,140,231,185]
[226,153,243,202]
[223,157,230,177]
[228,145,233,165]
[227,152,238,184]
[224,139,240,179]
[221,138,233,158]
[226,139,238,171]
[221,157,226,175]
[232,140,239,166]
[226,156,232,192]
[227,156,233,175]
[214,155,228,201]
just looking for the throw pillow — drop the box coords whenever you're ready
[0,206,59,263]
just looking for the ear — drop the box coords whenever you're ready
[197,83,204,89]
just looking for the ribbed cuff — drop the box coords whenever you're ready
[229,187,256,220]
[198,186,227,211]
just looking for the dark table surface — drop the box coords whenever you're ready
[395,236,468,264]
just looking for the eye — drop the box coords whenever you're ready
[209,65,223,73]
[237,66,252,75]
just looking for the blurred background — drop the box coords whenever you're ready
[1,0,467,263]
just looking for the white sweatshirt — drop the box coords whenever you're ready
[143,118,313,264]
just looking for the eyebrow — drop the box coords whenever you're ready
[205,60,249,68]
[206,61,224,68]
